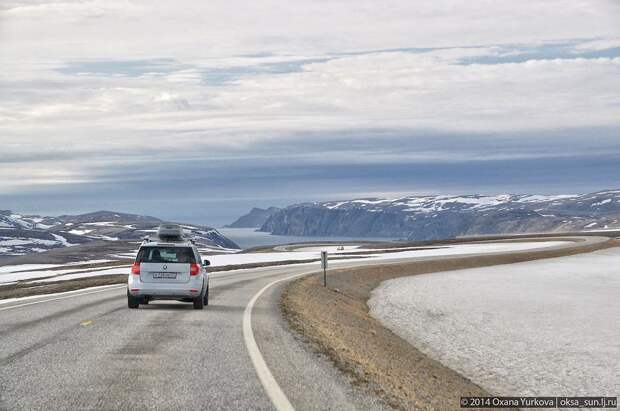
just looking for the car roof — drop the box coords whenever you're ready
[140,240,195,248]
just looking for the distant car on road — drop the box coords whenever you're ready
[127,224,210,309]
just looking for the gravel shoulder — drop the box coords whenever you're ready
[281,236,618,410]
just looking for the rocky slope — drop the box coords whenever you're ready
[226,207,281,228]
[259,190,620,240]
[0,210,239,256]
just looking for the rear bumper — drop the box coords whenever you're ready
[127,274,206,298]
[129,288,202,298]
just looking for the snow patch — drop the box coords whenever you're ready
[51,233,75,247]
[369,248,620,399]
[68,229,93,235]
[592,199,612,207]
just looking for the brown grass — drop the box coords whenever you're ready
[0,274,127,299]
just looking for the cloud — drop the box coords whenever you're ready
[2,0,620,60]
[1,49,620,193]
[4,48,618,139]
[1,0,620,222]
[574,37,620,52]
[3,134,619,225]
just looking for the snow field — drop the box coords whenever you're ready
[369,247,620,404]
[1,240,569,285]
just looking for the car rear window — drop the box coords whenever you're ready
[137,247,196,264]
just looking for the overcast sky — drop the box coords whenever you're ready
[1,0,620,226]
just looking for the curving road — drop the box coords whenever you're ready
[0,237,607,410]
[0,262,391,411]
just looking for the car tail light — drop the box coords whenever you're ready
[190,263,200,276]
[131,262,141,275]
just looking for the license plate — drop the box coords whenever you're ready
[152,272,177,279]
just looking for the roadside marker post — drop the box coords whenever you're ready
[321,251,328,287]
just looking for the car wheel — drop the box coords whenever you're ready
[203,285,209,306]
[127,291,140,309]
[193,293,204,310]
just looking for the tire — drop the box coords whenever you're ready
[127,291,140,309]
[193,290,204,310]
[203,285,209,306]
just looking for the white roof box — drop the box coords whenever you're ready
[157,223,184,241]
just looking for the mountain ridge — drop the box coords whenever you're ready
[259,189,620,240]
[0,209,239,257]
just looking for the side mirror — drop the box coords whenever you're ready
[202,259,211,267]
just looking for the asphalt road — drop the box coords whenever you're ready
[0,237,606,410]
[0,261,392,411]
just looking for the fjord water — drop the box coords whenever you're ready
[218,228,401,249]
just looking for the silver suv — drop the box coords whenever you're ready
[127,224,210,309]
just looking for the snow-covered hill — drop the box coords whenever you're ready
[259,190,620,240]
[0,210,239,257]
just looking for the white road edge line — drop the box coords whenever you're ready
[243,270,313,411]
[0,285,126,312]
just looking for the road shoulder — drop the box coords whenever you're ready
[252,276,393,410]
[281,236,618,410]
